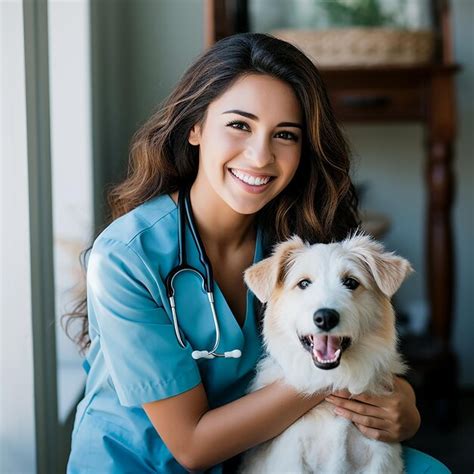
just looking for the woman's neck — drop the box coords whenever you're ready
[188,180,256,257]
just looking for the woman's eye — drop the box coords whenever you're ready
[297,279,311,290]
[226,120,249,131]
[342,277,360,291]
[276,131,299,142]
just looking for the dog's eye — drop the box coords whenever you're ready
[342,277,359,291]
[297,279,311,290]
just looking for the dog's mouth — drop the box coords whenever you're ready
[299,334,352,370]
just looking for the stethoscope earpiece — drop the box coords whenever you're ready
[192,349,242,360]
[166,186,243,361]
[192,351,215,360]
[225,349,242,358]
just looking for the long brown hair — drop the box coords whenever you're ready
[62,32,360,355]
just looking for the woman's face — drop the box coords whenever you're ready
[189,73,303,215]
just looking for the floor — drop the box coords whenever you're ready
[404,391,474,473]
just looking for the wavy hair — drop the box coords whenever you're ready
[62,32,360,354]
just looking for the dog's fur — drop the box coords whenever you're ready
[239,232,413,474]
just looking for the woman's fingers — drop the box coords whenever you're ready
[326,393,400,442]
[353,423,393,442]
[325,394,386,419]
[330,390,390,408]
[331,404,390,430]
[330,389,351,399]
[325,377,421,442]
[325,395,398,442]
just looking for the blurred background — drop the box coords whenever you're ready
[1,0,472,472]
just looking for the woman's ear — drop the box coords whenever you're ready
[188,124,201,146]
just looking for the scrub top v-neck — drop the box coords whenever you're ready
[67,193,265,474]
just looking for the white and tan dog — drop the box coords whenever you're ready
[239,232,413,474]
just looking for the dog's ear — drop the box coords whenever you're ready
[244,235,306,303]
[342,232,414,297]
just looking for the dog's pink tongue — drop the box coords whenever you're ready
[312,335,341,360]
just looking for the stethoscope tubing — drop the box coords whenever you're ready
[165,186,241,360]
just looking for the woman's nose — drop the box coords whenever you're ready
[246,137,275,167]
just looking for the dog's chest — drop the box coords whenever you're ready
[295,402,372,470]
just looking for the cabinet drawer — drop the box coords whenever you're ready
[328,87,426,122]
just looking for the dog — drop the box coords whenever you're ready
[239,232,413,474]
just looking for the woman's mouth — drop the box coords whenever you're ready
[228,168,276,193]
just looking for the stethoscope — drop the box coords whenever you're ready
[165,186,242,360]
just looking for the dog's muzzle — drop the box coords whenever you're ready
[299,334,352,370]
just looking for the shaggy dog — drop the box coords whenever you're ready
[239,232,413,474]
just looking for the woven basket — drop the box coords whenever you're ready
[270,27,435,66]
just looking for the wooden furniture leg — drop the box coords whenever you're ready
[419,69,458,428]
[427,71,456,346]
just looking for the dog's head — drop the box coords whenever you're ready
[244,232,413,375]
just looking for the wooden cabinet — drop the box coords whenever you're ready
[321,65,444,121]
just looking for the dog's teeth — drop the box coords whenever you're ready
[316,348,341,364]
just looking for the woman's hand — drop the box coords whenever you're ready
[324,376,421,442]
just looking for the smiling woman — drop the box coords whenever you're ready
[61,32,444,474]
[186,74,302,216]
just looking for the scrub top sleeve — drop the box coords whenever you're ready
[87,238,202,407]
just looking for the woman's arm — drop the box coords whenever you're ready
[324,376,421,442]
[143,380,325,471]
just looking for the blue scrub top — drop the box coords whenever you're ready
[67,193,451,474]
[67,193,265,473]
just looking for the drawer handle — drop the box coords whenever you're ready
[339,95,391,108]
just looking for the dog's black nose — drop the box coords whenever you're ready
[313,308,340,331]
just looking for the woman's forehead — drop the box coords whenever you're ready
[209,74,302,121]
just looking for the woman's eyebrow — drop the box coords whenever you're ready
[222,109,302,129]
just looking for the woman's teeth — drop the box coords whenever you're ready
[229,168,272,186]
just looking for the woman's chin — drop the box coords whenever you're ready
[224,194,268,215]
[224,186,281,215]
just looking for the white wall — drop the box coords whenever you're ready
[0,2,37,473]
[48,0,92,425]
[1,1,94,471]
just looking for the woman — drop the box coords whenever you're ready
[65,32,448,473]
